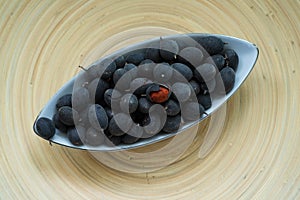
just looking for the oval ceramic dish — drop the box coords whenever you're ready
[33,33,259,151]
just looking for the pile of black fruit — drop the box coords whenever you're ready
[35,35,239,147]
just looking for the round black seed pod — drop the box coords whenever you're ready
[113,68,127,85]
[126,52,145,65]
[189,79,201,95]
[171,63,193,81]
[194,63,217,82]
[206,54,226,71]
[138,60,155,78]
[153,62,173,83]
[104,88,122,107]
[105,133,122,146]
[108,113,133,136]
[223,49,239,71]
[56,94,72,110]
[178,47,204,67]
[67,126,85,146]
[196,36,224,55]
[216,66,236,94]
[85,127,105,146]
[114,55,126,68]
[164,99,181,116]
[52,113,68,133]
[197,94,212,110]
[96,58,117,79]
[121,134,140,144]
[171,82,191,102]
[130,78,153,95]
[124,63,138,78]
[162,115,181,133]
[145,41,162,62]
[72,87,90,111]
[140,59,154,65]
[181,102,204,121]
[160,38,179,61]
[88,78,110,104]
[138,97,153,114]
[35,117,55,140]
[120,93,138,114]
[143,113,163,136]
[58,106,80,126]
[88,104,108,131]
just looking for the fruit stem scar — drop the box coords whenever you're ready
[78,65,87,71]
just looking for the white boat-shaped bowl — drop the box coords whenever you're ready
[33,33,259,151]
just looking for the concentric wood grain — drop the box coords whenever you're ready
[1,0,300,199]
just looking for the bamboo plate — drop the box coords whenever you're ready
[1,1,300,199]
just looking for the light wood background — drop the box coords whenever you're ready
[1,0,300,199]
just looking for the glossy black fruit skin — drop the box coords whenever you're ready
[35,117,55,140]
[223,49,239,71]
[113,68,127,85]
[85,127,105,146]
[138,59,155,78]
[114,55,126,68]
[121,134,140,144]
[206,54,225,71]
[164,99,180,116]
[178,47,204,67]
[153,63,173,83]
[143,113,163,136]
[52,113,68,133]
[162,115,181,133]
[58,106,79,126]
[197,93,212,110]
[194,63,217,83]
[124,63,138,78]
[138,97,153,114]
[171,82,191,102]
[120,94,138,114]
[145,47,161,63]
[217,66,236,94]
[56,94,72,110]
[97,58,117,79]
[160,38,179,61]
[104,88,121,107]
[105,133,121,146]
[88,78,110,104]
[67,126,85,146]
[126,52,145,65]
[108,113,132,136]
[181,102,204,121]
[88,104,109,131]
[131,78,153,96]
[196,36,224,55]
[171,63,193,81]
